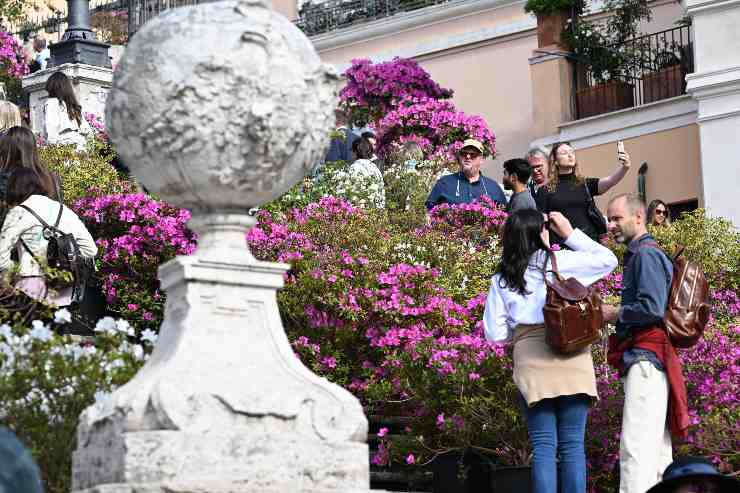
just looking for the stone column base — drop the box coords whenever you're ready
[73,430,369,492]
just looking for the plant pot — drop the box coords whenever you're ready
[576,80,635,119]
[536,10,570,49]
[432,449,494,493]
[643,65,684,104]
[490,466,532,493]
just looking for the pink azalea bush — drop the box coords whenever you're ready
[340,58,453,125]
[0,30,29,102]
[376,97,496,159]
[73,193,196,331]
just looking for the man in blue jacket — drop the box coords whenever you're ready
[425,139,507,210]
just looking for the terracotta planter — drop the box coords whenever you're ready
[576,80,635,118]
[643,65,684,104]
[536,10,570,49]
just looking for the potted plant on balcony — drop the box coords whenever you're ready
[643,50,683,103]
[565,0,652,118]
[524,0,584,48]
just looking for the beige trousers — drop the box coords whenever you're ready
[619,361,673,493]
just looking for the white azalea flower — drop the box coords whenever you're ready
[54,308,72,324]
[0,324,12,341]
[95,316,117,334]
[140,329,158,345]
[115,319,135,337]
[29,322,52,342]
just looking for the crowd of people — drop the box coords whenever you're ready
[0,72,96,308]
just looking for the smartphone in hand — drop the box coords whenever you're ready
[617,140,625,155]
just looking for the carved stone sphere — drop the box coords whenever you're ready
[106,0,338,211]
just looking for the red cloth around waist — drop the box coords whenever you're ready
[607,327,689,440]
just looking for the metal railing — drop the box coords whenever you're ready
[296,0,454,37]
[574,25,693,119]
[127,0,205,36]
[11,0,128,40]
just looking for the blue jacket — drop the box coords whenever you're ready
[425,172,507,210]
[617,233,674,372]
[324,128,357,163]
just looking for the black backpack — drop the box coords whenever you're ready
[19,202,93,304]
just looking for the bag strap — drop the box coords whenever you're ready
[18,204,52,230]
[545,249,564,282]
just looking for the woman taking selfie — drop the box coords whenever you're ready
[537,141,631,245]
[483,209,617,493]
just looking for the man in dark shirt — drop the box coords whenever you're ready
[602,193,676,493]
[425,139,506,210]
[502,158,537,212]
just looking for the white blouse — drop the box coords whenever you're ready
[0,194,97,277]
[42,98,92,151]
[483,229,618,343]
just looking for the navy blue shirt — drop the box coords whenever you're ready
[425,172,507,210]
[617,233,673,372]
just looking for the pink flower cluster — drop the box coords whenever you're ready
[340,57,453,124]
[376,97,496,159]
[0,31,29,78]
[84,112,109,143]
[73,193,196,330]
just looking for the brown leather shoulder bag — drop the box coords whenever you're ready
[542,251,603,354]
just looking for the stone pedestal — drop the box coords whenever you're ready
[72,216,369,493]
[683,0,740,225]
[72,1,375,491]
[21,62,113,134]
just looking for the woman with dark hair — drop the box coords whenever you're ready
[0,126,57,202]
[349,137,385,208]
[647,199,671,227]
[537,141,631,245]
[0,168,96,305]
[484,209,617,493]
[42,72,92,150]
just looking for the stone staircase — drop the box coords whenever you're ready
[368,415,433,493]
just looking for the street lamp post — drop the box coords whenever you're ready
[50,0,111,67]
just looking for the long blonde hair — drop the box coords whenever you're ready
[546,141,586,192]
[0,101,22,133]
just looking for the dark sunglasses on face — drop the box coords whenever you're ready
[655,209,667,216]
[460,152,481,160]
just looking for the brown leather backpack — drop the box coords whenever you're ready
[542,251,603,354]
[640,243,710,348]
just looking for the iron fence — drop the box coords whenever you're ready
[296,0,454,37]
[574,24,693,119]
[12,0,129,41]
[127,0,204,36]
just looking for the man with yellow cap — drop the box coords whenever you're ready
[425,139,507,210]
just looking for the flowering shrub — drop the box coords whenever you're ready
[0,30,29,102]
[376,97,496,159]
[84,112,109,144]
[0,313,152,493]
[40,143,133,205]
[340,58,453,125]
[73,193,196,330]
[91,9,129,45]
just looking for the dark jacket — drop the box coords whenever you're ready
[425,172,507,210]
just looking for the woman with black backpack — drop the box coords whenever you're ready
[483,209,617,493]
[0,168,96,306]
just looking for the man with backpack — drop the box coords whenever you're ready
[601,193,690,493]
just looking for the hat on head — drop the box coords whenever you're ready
[646,457,739,493]
[459,139,485,155]
[0,427,44,493]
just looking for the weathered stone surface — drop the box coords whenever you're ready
[73,1,371,491]
[106,0,338,212]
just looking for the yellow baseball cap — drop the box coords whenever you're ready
[460,139,485,154]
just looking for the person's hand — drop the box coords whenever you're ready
[602,304,620,323]
[548,212,574,239]
[618,150,631,169]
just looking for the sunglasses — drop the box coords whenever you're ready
[677,480,721,493]
[460,152,481,160]
[655,209,667,216]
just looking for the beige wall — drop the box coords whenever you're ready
[575,124,701,212]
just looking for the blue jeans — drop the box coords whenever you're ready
[524,394,590,493]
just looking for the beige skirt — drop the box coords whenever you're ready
[513,324,598,407]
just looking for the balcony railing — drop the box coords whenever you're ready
[296,0,453,37]
[573,25,694,120]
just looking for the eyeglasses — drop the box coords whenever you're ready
[655,209,667,216]
[675,480,721,493]
[460,152,481,160]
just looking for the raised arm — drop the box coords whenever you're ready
[547,212,618,286]
[597,150,631,194]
